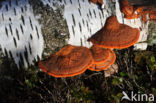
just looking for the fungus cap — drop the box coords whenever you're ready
[38,44,93,77]
[120,0,156,21]
[149,12,156,21]
[89,16,140,49]
[89,49,116,71]
[94,50,116,71]
[90,46,109,64]
[120,0,139,19]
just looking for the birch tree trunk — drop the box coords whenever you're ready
[0,0,152,68]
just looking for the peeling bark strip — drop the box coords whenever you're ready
[0,0,44,68]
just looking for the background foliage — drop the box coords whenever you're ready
[0,45,156,103]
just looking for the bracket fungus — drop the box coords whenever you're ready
[89,46,116,71]
[38,44,93,77]
[120,0,156,22]
[149,12,156,21]
[94,50,116,71]
[89,46,110,64]
[89,16,140,49]
[120,0,139,19]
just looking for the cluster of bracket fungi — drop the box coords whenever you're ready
[38,15,140,77]
[120,0,156,22]
[39,0,156,77]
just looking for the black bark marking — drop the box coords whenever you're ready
[13,37,17,47]
[2,13,4,20]
[53,2,55,6]
[80,38,83,46]
[87,13,90,20]
[90,28,92,34]
[21,7,24,13]
[99,12,102,19]
[29,17,33,30]
[29,43,32,55]
[72,25,75,36]
[79,22,82,32]
[82,19,85,26]
[86,21,89,31]
[9,0,11,7]
[9,24,13,35]
[24,5,27,11]
[70,0,72,4]
[5,27,8,37]
[16,53,19,57]
[9,51,13,59]
[5,5,8,11]
[101,22,103,27]
[20,24,24,34]
[15,0,18,6]
[93,9,97,18]
[19,53,24,66]
[30,33,33,40]
[35,26,39,39]
[4,48,8,57]
[14,8,16,15]
[101,10,105,18]
[107,10,109,13]
[33,58,37,64]
[78,0,81,8]
[16,28,20,40]
[89,9,92,18]
[59,0,62,2]
[78,8,82,16]
[9,17,11,22]
[24,46,29,66]
[72,14,76,26]
[37,55,40,61]
[21,15,25,25]
[18,61,22,69]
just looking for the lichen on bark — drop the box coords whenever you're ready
[30,0,69,58]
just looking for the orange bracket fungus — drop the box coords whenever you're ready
[149,12,156,21]
[89,46,116,71]
[120,0,156,22]
[38,44,93,77]
[89,16,140,49]
[88,46,109,71]
[120,0,139,19]
[94,50,116,71]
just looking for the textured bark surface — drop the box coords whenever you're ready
[30,0,69,58]
[0,0,44,68]
[0,1,155,102]
[0,0,116,67]
[0,0,154,68]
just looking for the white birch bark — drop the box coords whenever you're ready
[0,0,150,68]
